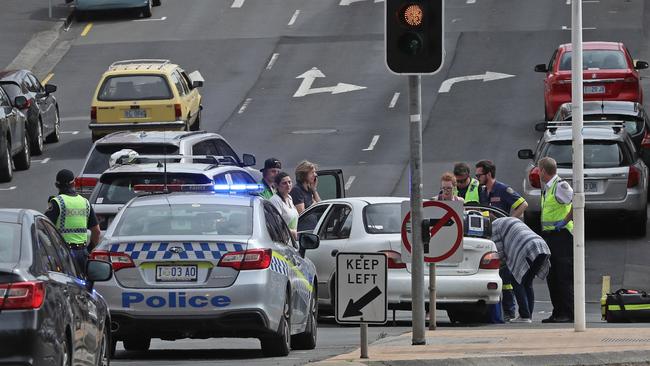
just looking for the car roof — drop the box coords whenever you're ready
[547,126,625,141]
[322,197,408,204]
[559,101,641,117]
[96,131,214,145]
[0,209,39,224]
[127,192,255,207]
[105,59,178,74]
[559,42,623,52]
[101,162,239,175]
[0,69,28,82]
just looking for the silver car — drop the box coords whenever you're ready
[298,197,502,323]
[519,122,648,235]
[91,188,320,357]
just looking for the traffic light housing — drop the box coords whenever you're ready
[385,0,444,74]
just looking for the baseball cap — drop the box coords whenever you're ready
[261,158,281,172]
[55,169,75,185]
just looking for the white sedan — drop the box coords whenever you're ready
[298,197,502,323]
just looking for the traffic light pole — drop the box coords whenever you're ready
[408,75,426,345]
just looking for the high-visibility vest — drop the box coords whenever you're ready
[464,178,480,204]
[541,179,573,234]
[52,194,90,245]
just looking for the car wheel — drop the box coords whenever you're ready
[13,131,30,171]
[98,325,111,366]
[291,288,318,350]
[60,333,72,366]
[446,303,489,324]
[45,109,61,143]
[190,110,200,131]
[153,0,161,6]
[31,120,44,155]
[0,138,12,182]
[122,337,150,352]
[261,291,291,357]
[141,1,152,18]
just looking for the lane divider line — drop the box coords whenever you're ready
[466,0,476,3]
[32,158,51,164]
[133,16,167,22]
[562,25,596,30]
[41,73,54,85]
[231,0,245,8]
[238,98,252,114]
[389,92,400,109]
[266,53,280,70]
[362,135,380,151]
[81,23,93,37]
[61,131,80,135]
[288,10,300,26]
[345,176,356,191]
[0,186,16,191]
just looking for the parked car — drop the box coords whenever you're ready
[298,197,502,323]
[89,59,203,141]
[75,0,161,20]
[0,209,113,366]
[75,130,257,197]
[0,69,60,155]
[0,88,31,182]
[535,41,648,120]
[519,122,648,235]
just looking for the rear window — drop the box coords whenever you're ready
[363,203,401,234]
[84,144,179,174]
[94,173,212,204]
[559,50,627,71]
[0,222,21,264]
[543,140,631,168]
[98,75,172,101]
[114,204,253,236]
[0,82,22,100]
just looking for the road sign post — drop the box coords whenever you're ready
[336,252,388,358]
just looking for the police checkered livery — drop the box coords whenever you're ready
[270,255,290,277]
[108,242,245,261]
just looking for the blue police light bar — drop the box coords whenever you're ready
[133,183,264,195]
[213,184,264,194]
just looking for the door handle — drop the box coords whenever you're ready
[331,249,339,257]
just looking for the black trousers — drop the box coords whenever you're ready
[542,229,574,318]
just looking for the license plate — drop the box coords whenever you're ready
[584,85,605,94]
[584,181,597,192]
[124,109,146,118]
[155,265,197,282]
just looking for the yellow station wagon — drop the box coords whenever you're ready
[89,59,203,141]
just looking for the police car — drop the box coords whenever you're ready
[90,184,320,356]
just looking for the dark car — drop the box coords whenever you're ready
[0,70,60,156]
[0,209,113,365]
[0,87,31,182]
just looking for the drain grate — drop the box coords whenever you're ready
[602,338,650,344]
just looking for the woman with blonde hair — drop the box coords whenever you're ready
[433,172,464,202]
[290,160,321,214]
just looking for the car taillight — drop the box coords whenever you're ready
[529,167,541,189]
[379,250,407,269]
[218,249,272,270]
[641,130,650,149]
[628,166,640,188]
[0,281,45,310]
[90,251,135,272]
[91,106,97,121]
[479,252,500,270]
[174,104,182,119]
[74,177,98,192]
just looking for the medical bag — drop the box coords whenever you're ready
[602,289,650,323]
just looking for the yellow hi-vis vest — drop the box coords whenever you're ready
[52,194,90,245]
[541,178,574,234]
[464,178,480,204]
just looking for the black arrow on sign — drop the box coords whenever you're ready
[343,286,382,318]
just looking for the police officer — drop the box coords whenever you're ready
[453,162,480,204]
[45,169,101,275]
[538,156,574,323]
[259,158,282,199]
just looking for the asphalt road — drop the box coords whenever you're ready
[1,0,650,364]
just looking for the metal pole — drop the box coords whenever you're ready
[360,324,368,359]
[49,0,53,18]
[408,75,426,345]
[428,263,436,330]
[571,0,586,332]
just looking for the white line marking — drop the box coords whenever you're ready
[238,98,252,114]
[389,92,400,109]
[345,176,356,190]
[466,0,476,3]
[562,25,597,30]
[288,10,300,26]
[362,135,380,151]
[231,0,245,8]
[266,53,280,70]
[133,16,167,22]
[566,0,570,4]
[32,158,51,164]
[410,114,421,122]
[0,186,16,191]
[61,116,88,122]
[61,131,80,135]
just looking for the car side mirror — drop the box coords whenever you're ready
[188,70,204,88]
[534,64,548,73]
[534,122,548,132]
[85,260,113,288]
[44,84,57,94]
[298,232,320,257]
[242,153,256,167]
[635,60,649,70]
[13,96,28,109]
[518,149,534,160]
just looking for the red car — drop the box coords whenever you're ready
[535,41,648,120]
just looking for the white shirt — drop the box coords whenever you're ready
[544,175,573,204]
[270,194,299,231]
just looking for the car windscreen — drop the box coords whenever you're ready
[583,115,643,136]
[97,75,173,101]
[559,50,627,71]
[0,222,21,264]
[544,140,631,168]
[83,144,179,174]
[94,173,212,204]
[0,82,22,100]
[363,203,401,234]
[114,204,253,236]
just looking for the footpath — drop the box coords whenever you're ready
[311,327,650,366]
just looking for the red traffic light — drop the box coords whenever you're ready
[400,4,423,27]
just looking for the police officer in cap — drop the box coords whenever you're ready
[45,169,101,274]
[259,158,282,199]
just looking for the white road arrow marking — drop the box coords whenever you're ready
[438,71,515,93]
[339,0,383,5]
[293,68,366,98]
